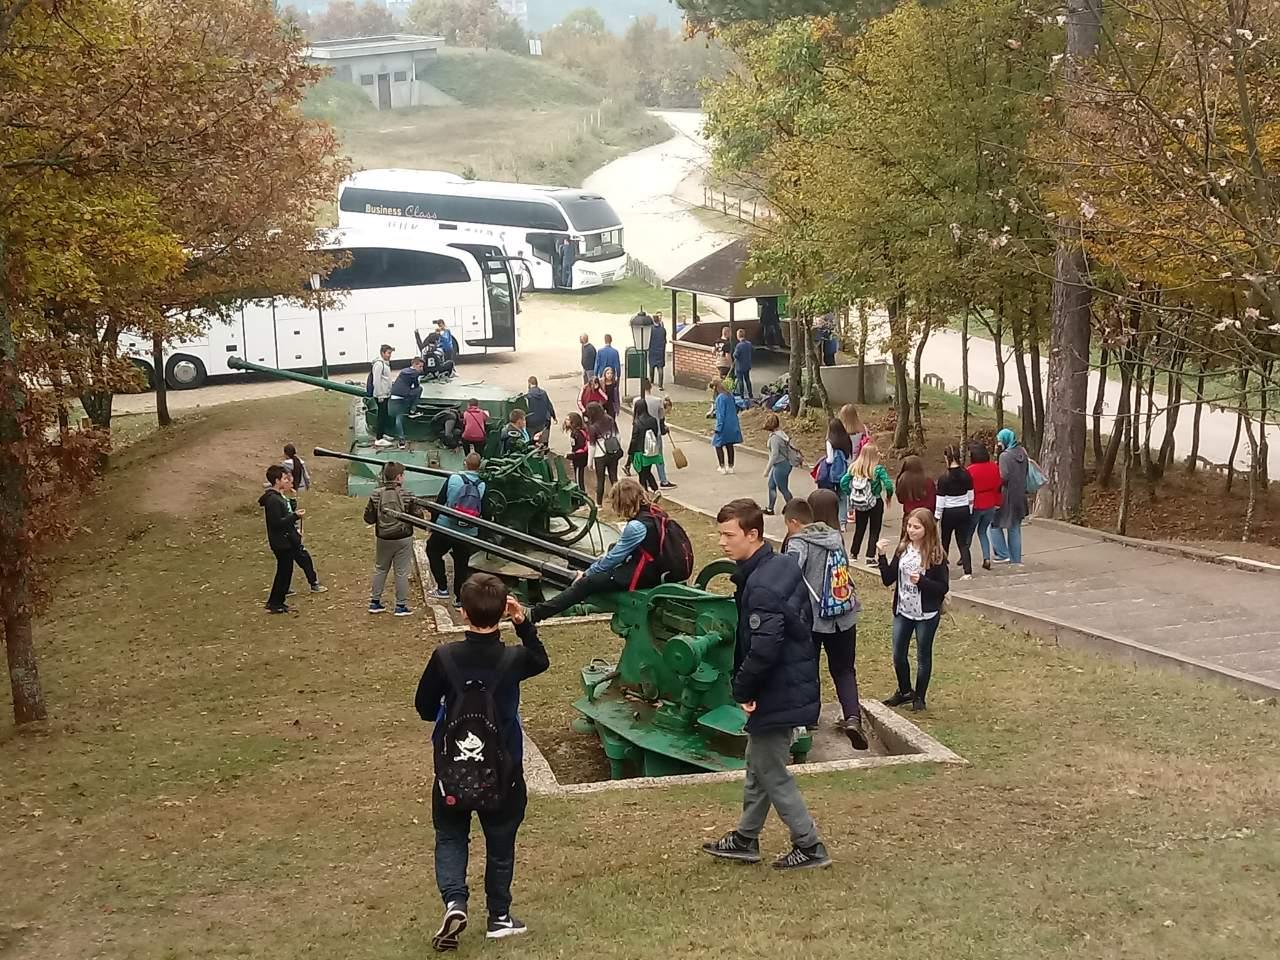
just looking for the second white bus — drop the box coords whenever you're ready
[336,169,628,293]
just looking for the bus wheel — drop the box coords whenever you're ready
[165,354,207,390]
[129,358,156,391]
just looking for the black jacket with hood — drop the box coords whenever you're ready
[730,543,819,733]
[259,488,301,552]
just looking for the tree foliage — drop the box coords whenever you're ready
[406,0,526,51]
[306,0,398,40]
[0,0,345,724]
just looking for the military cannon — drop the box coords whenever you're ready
[390,509,811,779]
[226,356,524,459]
[318,446,601,548]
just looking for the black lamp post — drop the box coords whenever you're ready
[310,273,329,380]
[629,309,654,399]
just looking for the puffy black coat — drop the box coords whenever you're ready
[259,489,300,552]
[730,543,819,733]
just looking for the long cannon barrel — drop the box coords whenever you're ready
[228,357,368,398]
[421,501,597,568]
[388,511,577,585]
[313,446,453,480]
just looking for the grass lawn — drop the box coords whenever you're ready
[304,50,672,190]
[3,391,1278,958]
[534,276,692,316]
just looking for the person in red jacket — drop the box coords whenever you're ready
[895,455,936,516]
[966,442,1003,571]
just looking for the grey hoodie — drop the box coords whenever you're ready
[996,445,1029,528]
[783,522,859,633]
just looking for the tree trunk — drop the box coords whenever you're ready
[0,246,48,724]
[1227,368,1247,494]
[961,306,971,444]
[912,316,933,448]
[1186,360,1206,472]
[1092,347,1108,466]
[1029,315,1046,454]
[856,300,869,404]
[788,317,804,417]
[1156,353,1184,475]
[153,332,171,428]
[1011,308,1034,441]
[991,297,1007,431]
[1257,361,1271,487]
[803,317,831,416]
[1098,357,1131,487]
[1242,409,1261,543]
[1039,0,1101,519]
[888,294,911,450]
[1141,361,1157,477]
[1118,407,1133,536]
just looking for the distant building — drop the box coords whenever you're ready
[305,34,446,111]
[497,0,528,27]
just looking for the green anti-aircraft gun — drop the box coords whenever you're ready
[226,357,598,546]
[390,506,811,779]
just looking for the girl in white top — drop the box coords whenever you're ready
[876,508,950,712]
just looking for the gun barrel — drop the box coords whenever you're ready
[227,356,368,398]
[388,511,577,585]
[422,502,596,567]
[312,446,453,479]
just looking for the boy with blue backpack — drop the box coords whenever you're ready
[426,453,486,607]
[782,493,867,749]
[415,572,549,950]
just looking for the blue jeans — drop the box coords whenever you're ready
[654,432,669,484]
[838,491,850,531]
[989,519,1023,563]
[388,397,413,442]
[891,613,941,700]
[973,507,997,561]
[433,778,527,917]
[767,461,793,510]
[736,370,753,398]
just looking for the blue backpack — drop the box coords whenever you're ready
[365,369,375,397]
[816,448,848,491]
[801,544,858,620]
[452,475,484,519]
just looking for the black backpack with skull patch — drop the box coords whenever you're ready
[433,645,520,813]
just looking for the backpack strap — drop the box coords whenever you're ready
[436,642,523,705]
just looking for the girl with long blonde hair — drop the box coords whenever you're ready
[875,507,949,712]
[842,440,894,564]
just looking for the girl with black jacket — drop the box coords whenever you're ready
[564,412,590,493]
[935,444,975,578]
[876,507,950,712]
[627,398,662,496]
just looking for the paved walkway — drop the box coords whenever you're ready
[599,406,1280,697]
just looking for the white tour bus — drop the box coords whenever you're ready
[335,169,627,293]
[122,229,518,390]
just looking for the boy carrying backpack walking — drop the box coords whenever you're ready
[414,573,549,951]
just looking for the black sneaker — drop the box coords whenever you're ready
[266,604,289,615]
[883,690,914,707]
[660,481,677,489]
[485,914,527,939]
[701,830,761,863]
[763,508,775,516]
[842,715,869,751]
[983,560,992,571]
[910,698,927,712]
[773,842,833,870]
[432,900,467,952]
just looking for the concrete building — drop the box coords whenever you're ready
[305,34,446,111]
[497,0,529,27]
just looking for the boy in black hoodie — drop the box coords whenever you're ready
[259,464,325,614]
[415,573,549,951]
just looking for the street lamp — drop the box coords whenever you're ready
[310,273,329,381]
[630,309,654,352]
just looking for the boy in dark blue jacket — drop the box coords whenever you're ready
[414,573,549,950]
[732,329,755,399]
[704,498,831,871]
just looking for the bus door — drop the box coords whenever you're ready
[449,243,517,349]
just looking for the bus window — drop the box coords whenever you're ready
[323,247,471,290]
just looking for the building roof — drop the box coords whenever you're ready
[305,35,445,61]
[663,238,783,301]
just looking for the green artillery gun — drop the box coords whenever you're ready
[226,356,525,496]
[390,508,811,779]
[318,446,601,548]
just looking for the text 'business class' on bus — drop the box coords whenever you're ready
[335,169,627,293]
[121,229,518,391]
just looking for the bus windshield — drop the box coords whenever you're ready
[555,193,622,232]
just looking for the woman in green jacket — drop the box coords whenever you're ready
[841,439,894,564]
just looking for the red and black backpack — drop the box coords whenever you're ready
[628,505,694,589]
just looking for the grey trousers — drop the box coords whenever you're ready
[737,727,820,848]
[370,536,414,604]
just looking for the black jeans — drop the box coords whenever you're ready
[433,776,527,917]
[426,531,475,600]
[267,547,294,608]
[736,370,753,398]
[891,614,941,700]
[375,399,389,439]
[534,568,629,621]
[714,444,736,468]
[461,440,481,456]
[850,499,885,560]
[817,625,861,720]
[940,506,974,576]
[594,457,619,502]
[649,363,664,389]
[637,464,658,493]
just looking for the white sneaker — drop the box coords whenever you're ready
[961,574,973,581]
[726,466,735,475]
[716,466,726,475]
[372,437,393,448]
